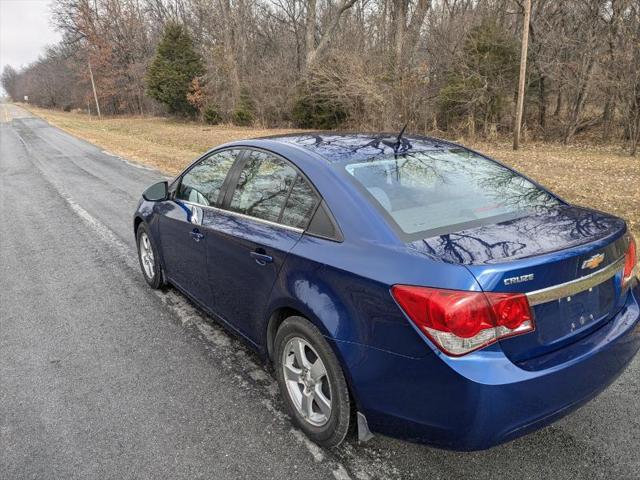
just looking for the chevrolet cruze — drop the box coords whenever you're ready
[133,133,640,450]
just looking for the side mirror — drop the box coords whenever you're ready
[142,181,169,202]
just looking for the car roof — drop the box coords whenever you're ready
[252,132,461,163]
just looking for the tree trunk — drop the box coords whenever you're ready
[305,0,357,70]
[538,73,546,131]
[553,89,563,117]
[220,0,241,106]
[468,111,475,140]
[631,98,640,156]
[305,0,317,67]
[564,58,595,144]
[394,0,406,67]
[405,0,430,63]
[392,0,430,71]
[513,0,531,150]
[601,96,614,142]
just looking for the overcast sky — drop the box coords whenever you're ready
[1,0,61,75]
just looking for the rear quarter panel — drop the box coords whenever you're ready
[265,234,484,359]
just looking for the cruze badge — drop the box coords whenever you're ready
[581,253,605,270]
[504,273,535,286]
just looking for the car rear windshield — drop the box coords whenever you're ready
[344,148,561,239]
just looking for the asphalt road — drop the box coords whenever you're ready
[1,103,639,480]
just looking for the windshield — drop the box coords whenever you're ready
[344,148,561,239]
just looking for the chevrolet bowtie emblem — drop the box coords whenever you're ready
[582,253,605,270]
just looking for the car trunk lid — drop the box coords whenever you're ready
[413,205,629,364]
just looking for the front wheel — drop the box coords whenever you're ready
[136,223,164,289]
[274,316,352,447]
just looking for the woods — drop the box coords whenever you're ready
[2,0,640,154]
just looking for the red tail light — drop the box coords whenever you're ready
[622,235,637,288]
[391,285,535,356]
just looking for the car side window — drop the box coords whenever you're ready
[281,175,319,229]
[229,150,305,225]
[176,149,240,206]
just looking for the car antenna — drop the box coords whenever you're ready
[396,123,409,145]
[395,123,407,150]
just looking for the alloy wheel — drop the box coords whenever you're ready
[139,232,155,279]
[281,336,332,427]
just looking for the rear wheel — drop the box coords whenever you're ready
[136,223,164,289]
[274,316,351,447]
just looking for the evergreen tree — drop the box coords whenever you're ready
[146,23,204,116]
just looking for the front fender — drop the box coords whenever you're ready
[133,199,167,267]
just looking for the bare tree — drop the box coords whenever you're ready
[305,0,358,69]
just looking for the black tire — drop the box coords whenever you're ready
[274,315,351,447]
[136,223,164,289]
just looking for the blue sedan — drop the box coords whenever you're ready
[133,133,640,450]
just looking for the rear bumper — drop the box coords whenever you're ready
[336,283,640,451]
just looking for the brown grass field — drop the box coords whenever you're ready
[24,105,639,240]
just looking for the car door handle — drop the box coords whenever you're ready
[190,229,205,242]
[250,249,273,265]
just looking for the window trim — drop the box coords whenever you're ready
[177,199,305,234]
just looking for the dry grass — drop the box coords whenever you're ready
[468,141,639,240]
[24,105,639,239]
[24,106,300,176]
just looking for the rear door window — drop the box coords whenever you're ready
[228,150,320,229]
[229,151,297,224]
[177,149,241,206]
